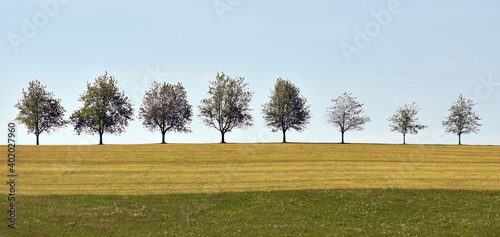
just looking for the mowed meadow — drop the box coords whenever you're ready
[16,143,500,195]
[2,144,500,236]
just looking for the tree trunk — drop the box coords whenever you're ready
[35,124,40,145]
[341,131,345,144]
[99,132,103,145]
[282,130,287,143]
[162,131,166,144]
[221,131,225,144]
[458,133,461,145]
[403,133,406,145]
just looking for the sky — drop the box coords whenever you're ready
[1,0,500,145]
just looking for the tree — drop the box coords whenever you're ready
[262,78,311,143]
[198,72,253,143]
[70,71,134,145]
[326,92,370,144]
[388,102,427,144]
[442,95,482,145]
[138,82,193,144]
[15,80,67,145]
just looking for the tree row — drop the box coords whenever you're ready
[15,71,482,145]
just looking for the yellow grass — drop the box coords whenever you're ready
[8,143,500,195]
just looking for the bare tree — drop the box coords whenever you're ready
[262,78,311,143]
[70,71,134,145]
[138,82,193,144]
[388,102,427,144]
[442,95,482,145]
[15,80,67,145]
[198,72,253,143]
[326,92,370,144]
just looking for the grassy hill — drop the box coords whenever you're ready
[2,144,499,236]
[14,143,500,195]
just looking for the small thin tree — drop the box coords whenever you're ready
[15,80,67,145]
[388,102,427,144]
[326,92,370,144]
[198,72,253,143]
[70,71,134,145]
[262,78,311,143]
[138,82,193,144]
[442,95,482,145]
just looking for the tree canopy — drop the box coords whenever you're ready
[198,72,253,143]
[388,102,427,144]
[442,95,482,145]
[70,71,134,145]
[326,92,370,144]
[262,78,311,143]
[15,80,67,145]
[138,81,193,144]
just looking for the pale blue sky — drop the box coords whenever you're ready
[1,0,499,145]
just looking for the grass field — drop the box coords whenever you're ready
[2,190,499,236]
[13,144,500,194]
[2,144,499,235]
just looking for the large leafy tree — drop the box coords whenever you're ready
[388,102,427,144]
[70,71,134,145]
[442,95,482,145]
[138,82,193,144]
[262,78,311,143]
[326,92,370,144]
[198,72,253,143]
[15,80,67,145]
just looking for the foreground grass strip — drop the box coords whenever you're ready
[1,189,498,236]
[11,144,500,195]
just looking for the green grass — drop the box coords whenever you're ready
[2,189,499,236]
[2,143,499,235]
